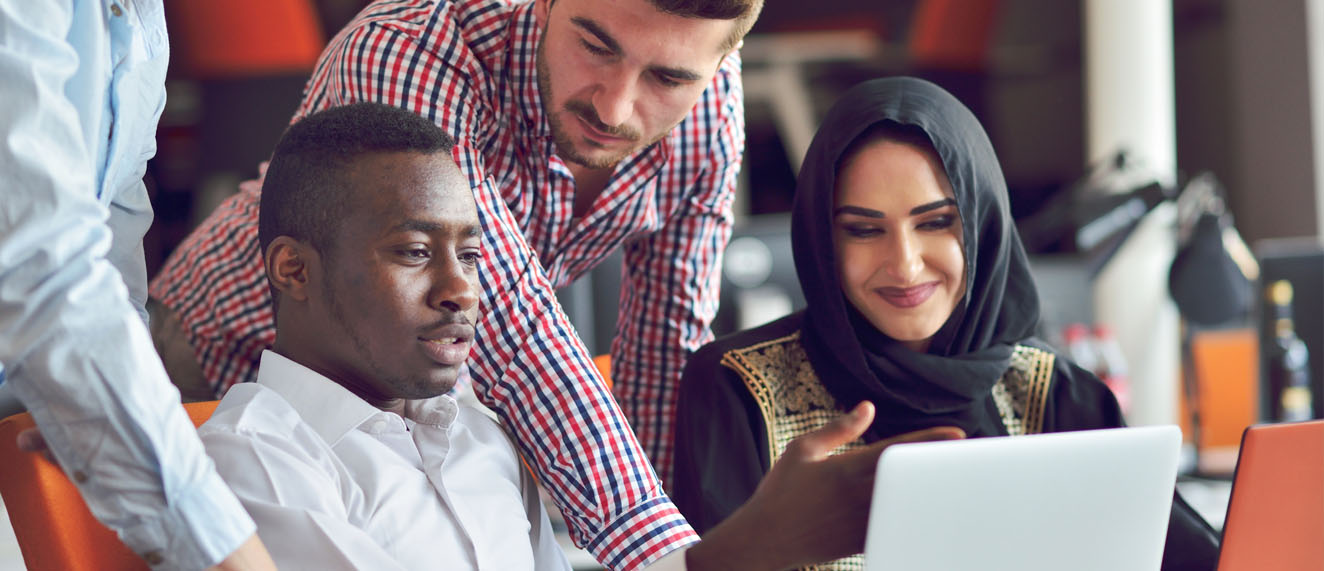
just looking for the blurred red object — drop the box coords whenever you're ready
[909,0,1001,70]
[167,0,326,78]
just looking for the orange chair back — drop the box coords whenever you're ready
[0,401,220,571]
[593,354,613,391]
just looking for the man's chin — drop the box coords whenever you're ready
[402,376,459,401]
[551,135,633,169]
[560,147,628,170]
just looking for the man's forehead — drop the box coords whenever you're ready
[557,0,736,59]
[341,152,476,221]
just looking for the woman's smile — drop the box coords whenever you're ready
[875,282,939,309]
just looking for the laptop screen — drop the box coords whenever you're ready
[864,426,1181,571]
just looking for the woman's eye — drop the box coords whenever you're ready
[918,215,956,231]
[844,225,883,238]
[459,251,482,266]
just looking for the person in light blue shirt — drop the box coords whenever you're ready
[0,1,271,568]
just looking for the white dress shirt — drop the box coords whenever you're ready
[0,0,254,567]
[200,350,576,570]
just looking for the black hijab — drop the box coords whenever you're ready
[793,77,1042,441]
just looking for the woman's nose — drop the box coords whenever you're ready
[886,232,924,282]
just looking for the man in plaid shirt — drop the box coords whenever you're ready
[151,0,749,567]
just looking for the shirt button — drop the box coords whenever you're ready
[71,470,88,484]
[142,551,165,565]
[110,4,123,17]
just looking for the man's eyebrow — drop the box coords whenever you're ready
[910,198,957,215]
[571,17,620,54]
[387,220,444,234]
[649,65,703,83]
[572,16,703,82]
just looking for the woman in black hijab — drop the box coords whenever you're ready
[672,77,1219,570]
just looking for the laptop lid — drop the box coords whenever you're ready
[864,425,1181,571]
[1216,420,1324,571]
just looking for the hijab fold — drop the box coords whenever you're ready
[791,77,1041,441]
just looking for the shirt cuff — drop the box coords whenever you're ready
[582,497,699,570]
[117,468,256,570]
[641,546,690,571]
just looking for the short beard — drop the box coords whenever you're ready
[536,33,644,169]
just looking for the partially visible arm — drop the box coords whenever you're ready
[208,535,277,571]
[612,55,745,484]
[0,1,259,567]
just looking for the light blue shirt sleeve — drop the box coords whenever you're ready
[0,0,256,568]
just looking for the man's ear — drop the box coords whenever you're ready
[534,0,552,25]
[265,236,315,303]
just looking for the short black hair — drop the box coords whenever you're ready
[258,102,455,261]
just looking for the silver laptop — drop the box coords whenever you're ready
[864,425,1181,571]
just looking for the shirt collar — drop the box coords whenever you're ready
[256,350,398,447]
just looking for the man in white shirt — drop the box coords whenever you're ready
[200,102,961,570]
[200,101,566,569]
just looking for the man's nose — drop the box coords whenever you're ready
[429,260,479,313]
[592,72,637,128]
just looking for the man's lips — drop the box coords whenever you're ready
[419,323,474,366]
[575,114,631,145]
[876,283,939,308]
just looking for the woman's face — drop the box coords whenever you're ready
[833,138,966,352]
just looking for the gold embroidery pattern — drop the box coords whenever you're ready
[991,345,1056,435]
[991,379,1023,436]
[720,332,865,571]
[1014,345,1055,435]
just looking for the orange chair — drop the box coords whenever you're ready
[0,401,220,571]
[592,354,613,391]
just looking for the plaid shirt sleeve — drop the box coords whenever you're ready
[298,15,701,569]
[613,57,744,486]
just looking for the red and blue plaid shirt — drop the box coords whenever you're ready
[150,0,744,566]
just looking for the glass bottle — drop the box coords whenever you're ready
[1267,280,1314,422]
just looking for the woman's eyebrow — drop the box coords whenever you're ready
[910,197,957,215]
[834,205,885,218]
